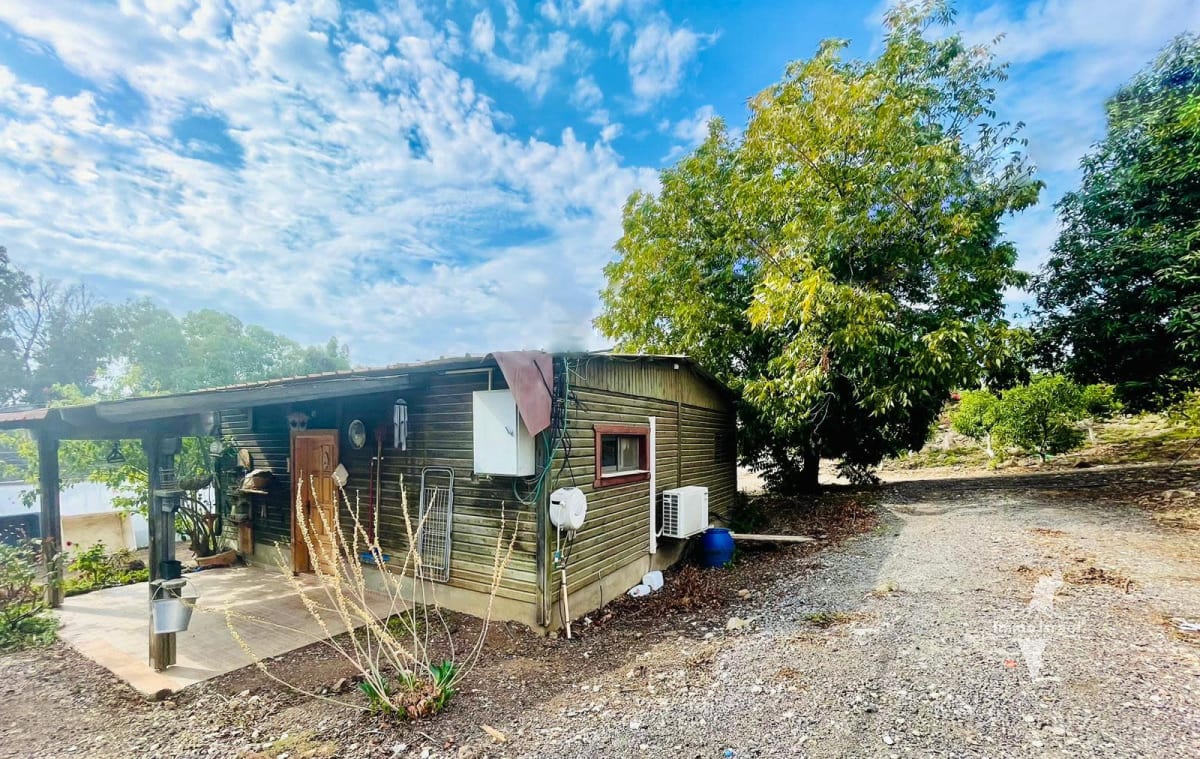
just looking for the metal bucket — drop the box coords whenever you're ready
[151,597,194,634]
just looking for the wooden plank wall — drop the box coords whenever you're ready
[336,374,539,604]
[219,370,540,605]
[215,356,735,618]
[219,406,294,547]
[546,358,737,598]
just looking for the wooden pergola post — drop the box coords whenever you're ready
[36,432,63,608]
[144,434,178,671]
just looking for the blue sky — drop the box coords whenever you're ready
[0,0,1196,366]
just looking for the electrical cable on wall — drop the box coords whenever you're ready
[511,357,577,506]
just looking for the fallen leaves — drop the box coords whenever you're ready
[481,724,507,743]
[1065,566,1133,592]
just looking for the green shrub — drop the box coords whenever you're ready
[63,542,150,596]
[1171,390,1200,432]
[992,375,1087,461]
[69,541,115,586]
[360,660,459,719]
[951,389,1002,457]
[0,541,57,652]
[1080,383,1121,443]
[722,492,770,534]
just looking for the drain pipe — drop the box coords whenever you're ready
[648,416,657,555]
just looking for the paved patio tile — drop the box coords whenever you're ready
[55,565,397,697]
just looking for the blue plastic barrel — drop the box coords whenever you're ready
[699,527,735,568]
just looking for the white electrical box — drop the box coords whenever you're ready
[472,389,535,477]
[661,485,709,539]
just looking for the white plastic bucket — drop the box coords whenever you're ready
[152,597,194,634]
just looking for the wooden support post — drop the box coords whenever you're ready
[144,435,177,671]
[36,433,63,608]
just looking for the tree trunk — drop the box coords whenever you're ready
[799,449,821,493]
[984,432,994,459]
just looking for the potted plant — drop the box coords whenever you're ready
[177,481,237,569]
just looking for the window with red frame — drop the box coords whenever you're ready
[593,424,649,487]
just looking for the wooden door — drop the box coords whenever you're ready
[291,430,339,574]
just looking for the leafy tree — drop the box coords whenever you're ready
[0,247,32,402]
[1079,382,1120,443]
[0,252,352,518]
[113,303,351,393]
[597,1,1040,490]
[951,389,1001,457]
[991,375,1086,461]
[1033,34,1200,409]
[12,278,120,403]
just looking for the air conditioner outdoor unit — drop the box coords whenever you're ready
[660,485,709,539]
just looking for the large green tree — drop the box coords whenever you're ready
[1034,35,1200,409]
[12,278,121,403]
[0,247,33,402]
[0,251,353,514]
[112,301,350,394]
[597,1,1040,489]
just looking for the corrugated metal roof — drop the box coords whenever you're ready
[0,351,733,431]
[0,407,51,424]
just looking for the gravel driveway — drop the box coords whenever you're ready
[2,466,1198,758]
[515,468,1200,758]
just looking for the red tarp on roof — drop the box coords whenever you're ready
[492,351,554,436]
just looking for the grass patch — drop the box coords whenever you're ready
[244,731,339,758]
[891,444,992,471]
[0,614,58,653]
[889,412,1198,472]
[803,611,855,628]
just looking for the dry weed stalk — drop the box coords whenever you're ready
[225,473,519,717]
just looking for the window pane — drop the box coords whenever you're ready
[617,436,640,470]
[599,433,644,476]
[601,436,618,473]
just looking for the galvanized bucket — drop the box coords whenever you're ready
[151,597,194,634]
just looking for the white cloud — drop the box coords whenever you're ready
[570,75,604,109]
[538,0,643,30]
[949,0,1200,271]
[960,0,1200,65]
[657,104,716,162]
[0,0,659,364]
[670,104,715,143]
[466,6,575,99]
[627,13,714,108]
[609,20,630,54]
[478,31,573,99]
[470,10,496,54]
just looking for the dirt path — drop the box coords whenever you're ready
[2,466,1198,758]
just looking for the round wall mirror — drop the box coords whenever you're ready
[347,419,367,449]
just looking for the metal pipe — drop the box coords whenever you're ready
[648,416,657,555]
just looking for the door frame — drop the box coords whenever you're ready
[290,429,339,574]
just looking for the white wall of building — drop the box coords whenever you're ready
[0,480,148,548]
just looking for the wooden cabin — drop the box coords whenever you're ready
[213,351,736,629]
[0,351,736,633]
